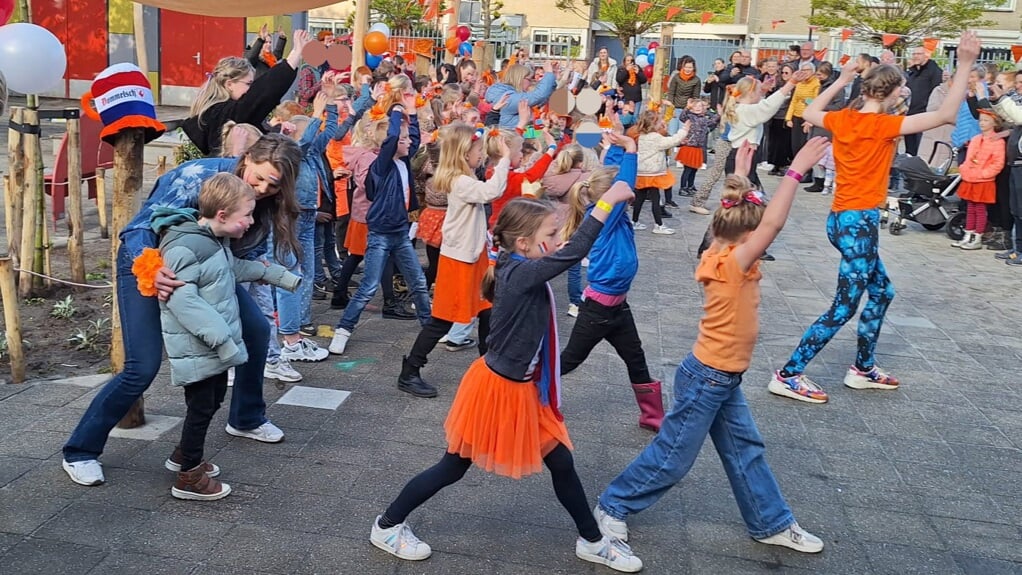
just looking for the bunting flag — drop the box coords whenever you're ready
[807,25,819,31]
[839,54,850,66]
[423,0,440,20]
[637,1,652,14]
[441,6,454,14]
[814,48,828,60]
[840,28,853,42]
[922,37,939,52]
[666,6,681,19]
[1012,45,1022,63]
[881,34,899,47]
[771,20,785,29]
[700,11,713,24]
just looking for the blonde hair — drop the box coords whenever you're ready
[440,84,464,107]
[219,122,262,158]
[501,64,531,91]
[434,123,481,193]
[482,198,556,301]
[190,56,254,125]
[553,143,585,174]
[198,173,256,218]
[722,76,760,125]
[711,175,764,242]
[375,74,414,112]
[485,128,521,161]
[633,110,663,135]
[562,167,617,240]
[351,115,390,150]
[272,101,303,123]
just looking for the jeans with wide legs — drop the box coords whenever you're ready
[244,281,280,362]
[337,230,431,332]
[567,262,583,306]
[599,353,795,539]
[275,209,316,334]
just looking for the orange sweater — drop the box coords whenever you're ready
[487,152,554,229]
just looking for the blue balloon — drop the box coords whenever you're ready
[366,53,382,69]
[647,52,655,65]
[637,47,649,56]
[459,41,473,56]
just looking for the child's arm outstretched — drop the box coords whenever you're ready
[733,138,829,272]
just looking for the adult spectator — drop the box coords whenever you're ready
[703,58,727,110]
[665,55,700,134]
[766,63,795,176]
[296,30,336,110]
[796,42,822,70]
[616,53,648,114]
[586,47,619,91]
[786,61,820,182]
[904,46,944,155]
[879,50,896,65]
[245,24,287,79]
[719,49,759,88]
[785,45,801,64]
[484,62,562,128]
[847,53,876,102]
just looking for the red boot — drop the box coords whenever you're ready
[631,381,665,432]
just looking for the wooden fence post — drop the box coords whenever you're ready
[18,108,40,296]
[7,107,24,268]
[111,128,147,429]
[66,115,86,285]
[0,257,25,383]
[650,24,674,106]
[95,168,108,239]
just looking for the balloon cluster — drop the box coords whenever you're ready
[445,25,472,57]
[635,41,659,80]
[363,22,392,69]
[0,2,68,96]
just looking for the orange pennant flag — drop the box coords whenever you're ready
[922,37,938,53]
[441,6,454,15]
[839,54,851,66]
[840,28,853,42]
[881,33,899,47]
[771,20,785,30]
[700,11,713,25]
[666,6,681,19]
[637,1,652,14]
[815,48,828,60]
[1012,45,1022,63]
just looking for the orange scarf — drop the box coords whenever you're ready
[261,48,277,68]
[628,69,637,86]
[678,70,694,82]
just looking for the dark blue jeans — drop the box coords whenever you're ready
[63,243,270,463]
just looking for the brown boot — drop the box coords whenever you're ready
[164,446,220,477]
[171,465,231,501]
[631,381,665,432]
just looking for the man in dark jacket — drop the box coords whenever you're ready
[719,49,760,88]
[904,46,944,155]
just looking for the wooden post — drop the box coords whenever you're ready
[650,24,673,106]
[2,175,14,262]
[6,107,25,267]
[95,168,109,239]
[18,108,40,297]
[66,117,86,285]
[473,41,494,73]
[111,129,147,429]
[445,0,461,65]
[351,0,370,73]
[0,257,25,384]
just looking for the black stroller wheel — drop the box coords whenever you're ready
[921,222,946,231]
[946,211,966,240]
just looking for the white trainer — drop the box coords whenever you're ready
[567,303,579,317]
[755,522,824,553]
[370,516,432,560]
[632,221,647,231]
[62,459,105,486]
[594,505,629,541]
[225,421,284,443]
[329,328,352,355]
[652,224,676,235]
[264,358,303,383]
[227,366,235,387]
[576,536,643,572]
[281,338,329,362]
[689,205,711,215]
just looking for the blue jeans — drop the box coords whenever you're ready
[275,209,316,334]
[447,319,475,344]
[244,281,280,362]
[337,230,431,332]
[314,219,343,285]
[567,262,583,306]
[63,243,269,462]
[599,353,795,540]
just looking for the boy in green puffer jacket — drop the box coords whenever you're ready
[152,173,300,501]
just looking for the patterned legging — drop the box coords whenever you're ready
[691,137,734,209]
[781,209,895,375]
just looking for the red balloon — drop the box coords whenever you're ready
[456,25,471,42]
[644,65,654,78]
[445,36,461,54]
[647,41,659,51]
[0,0,13,26]
[364,31,389,56]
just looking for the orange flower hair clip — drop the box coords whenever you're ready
[488,128,501,138]
[131,248,164,298]
[368,103,387,121]
[416,95,427,108]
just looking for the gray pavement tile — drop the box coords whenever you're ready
[208,524,316,574]
[269,458,359,496]
[0,532,23,555]
[918,492,1017,525]
[0,455,42,487]
[946,443,1022,473]
[0,430,66,461]
[819,453,901,483]
[0,403,57,439]
[32,501,151,548]
[25,406,87,434]
[894,462,976,496]
[930,517,1022,564]
[78,468,174,511]
[881,436,958,467]
[0,537,106,574]
[936,423,1014,449]
[915,401,993,426]
[845,507,944,550]
[85,551,197,575]
[952,553,1022,575]
[301,534,398,575]
[119,514,233,561]
[158,483,262,524]
[0,489,76,534]
[685,551,818,574]
[861,414,944,441]
[2,382,96,407]
[864,542,965,575]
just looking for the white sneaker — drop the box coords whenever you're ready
[329,328,352,355]
[370,516,432,560]
[576,536,643,572]
[62,459,104,486]
[281,339,329,362]
[688,205,710,215]
[675,161,684,168]
[757,162,775,172]
[632,221,647,231]
[264,358,303,382]
[652,224,676,235]
[594,505,629,541]
[755,522,824,553]
[699,163,707,170]
[581,257,589,267]
[567,303,579,317]
[227,367,235,387]
[438,334,450,344]
[225,421,284,443]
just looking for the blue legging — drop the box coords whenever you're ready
[782,209,895,375]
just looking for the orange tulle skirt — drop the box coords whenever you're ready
[445,358,573,479]
[431,252,492,323]
[636,173,675,190]
[416,207,446,248]
[344,220,369,256]
[957,181,996,204]
[675,145,705,169]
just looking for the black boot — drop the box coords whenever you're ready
[382,297,416,320]
[986,229,1012,251]
[804,178,825,193]
[398,356,437,398]
[330,290,350,310]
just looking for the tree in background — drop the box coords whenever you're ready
[555,0,733,54]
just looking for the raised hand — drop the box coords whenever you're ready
[733,141,756,178]
[493,92,512,111]
[313,91,330,119]
[957,30,980,65]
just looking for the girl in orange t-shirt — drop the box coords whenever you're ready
[769,32,982,404]
[595,140,828,555]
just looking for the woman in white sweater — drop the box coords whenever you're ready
[586,47,619,91]
[632,110,690,234]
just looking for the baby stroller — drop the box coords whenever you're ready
[883,142,964,238]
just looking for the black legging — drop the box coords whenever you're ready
[790,117,809,161]
[989,168,1013,231]
[380,445,601,541]
[632,187,663,225]
[723,147,763,189]
[407,308,492,366]
[767,118,792,169]
[425,244,441,290]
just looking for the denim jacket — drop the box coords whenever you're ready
[365,107,420,234]
[295,104,339,209]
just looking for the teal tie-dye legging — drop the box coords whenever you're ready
[781,209,895,376]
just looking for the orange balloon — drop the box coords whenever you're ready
[364,31,389,56]
[445,36,460,54]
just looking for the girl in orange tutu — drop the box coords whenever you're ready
[632,109,690,235]
[371,192,643,573]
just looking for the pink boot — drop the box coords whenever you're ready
[631,381,665,432]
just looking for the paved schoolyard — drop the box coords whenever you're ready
[2,167,1022,574]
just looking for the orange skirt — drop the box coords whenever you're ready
[957,180,996,204]
[445,357,572,479]
[432,252,492,323]
[675,145,705,169]
[636,173,675,190]
[416,207,446,248]
[344,220,368,256]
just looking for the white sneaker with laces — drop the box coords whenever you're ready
[632,221,647,231]
[652,224,676,235]
[264,358,303,382]
[225,421,284,443]
[755,522,824,553]
[329,328,352,355]
[576,536,643,572]
[594,505,629,541]
[567,303,579,317]
[281,338,329,362]
[227,367,235,387]
[62,459,105,486]
[370,516,432,560]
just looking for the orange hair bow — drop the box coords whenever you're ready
[727,85,741,97]
[368,103,387,121]
[488,128,502,138]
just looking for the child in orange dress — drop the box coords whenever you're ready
[371,191,643,573]
[953,109,1005,250]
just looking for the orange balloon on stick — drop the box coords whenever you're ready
[364,31,389,56]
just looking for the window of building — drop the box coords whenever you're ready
[530,29,583,59]
[460,1,482,23]
[983,0,1016,11]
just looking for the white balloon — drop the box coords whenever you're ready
[635,54,649,68]
[368,23,391,37]
[0,23,67,94]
